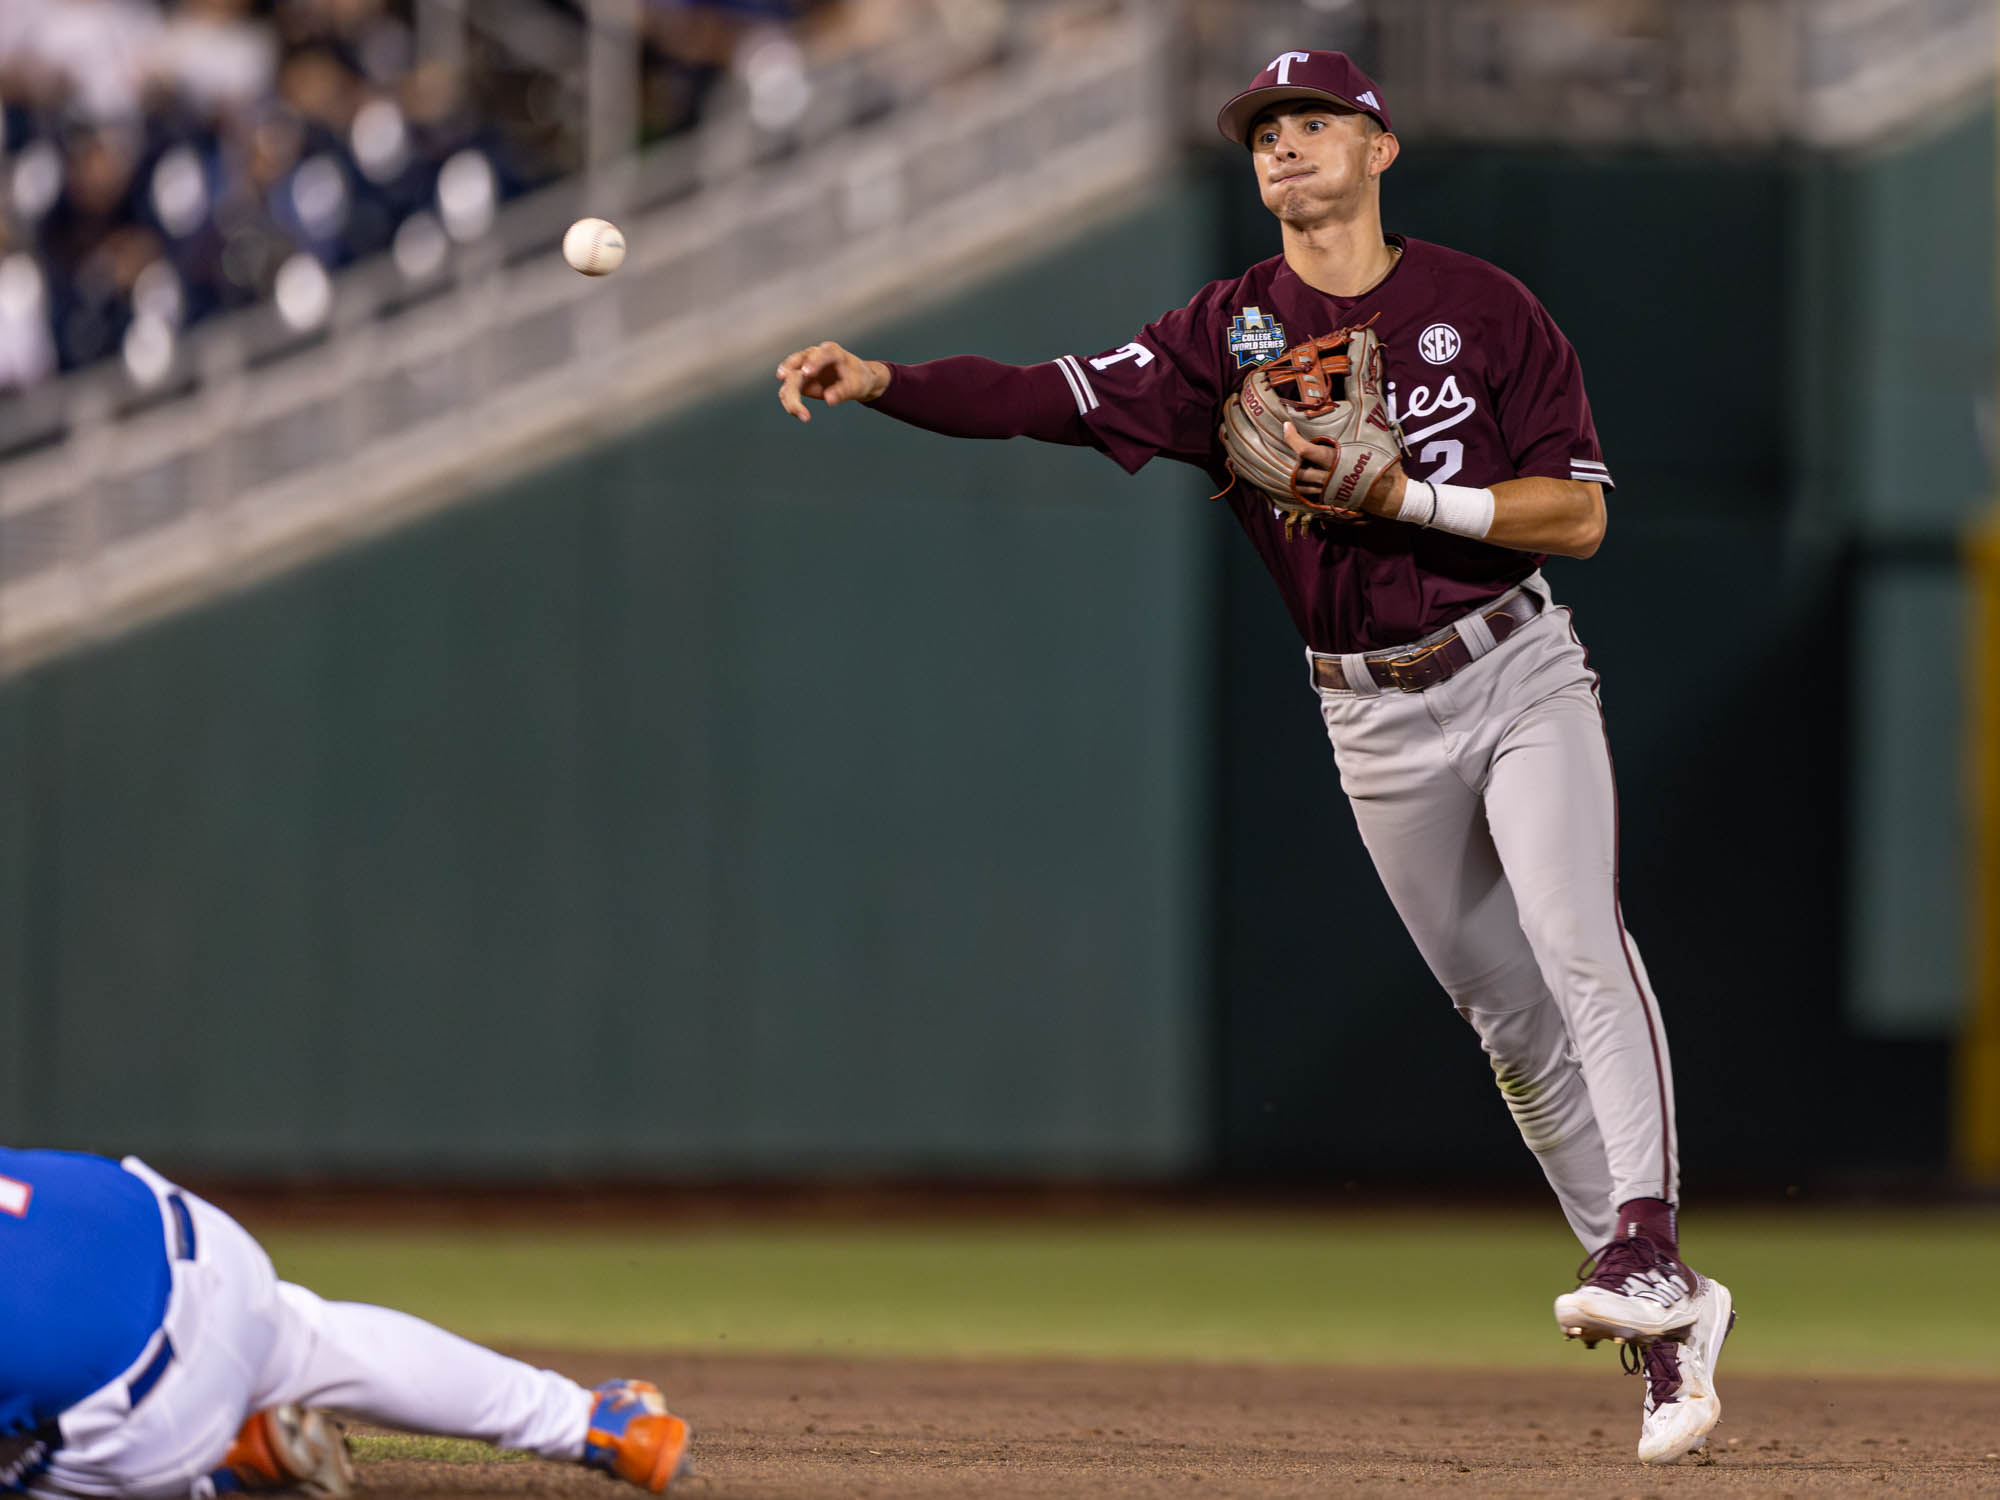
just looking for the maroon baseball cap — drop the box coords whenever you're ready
[1216,50,1392,146]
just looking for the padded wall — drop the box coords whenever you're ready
[0,182,1221,1176]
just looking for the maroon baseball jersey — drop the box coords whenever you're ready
[870,234,1612,654]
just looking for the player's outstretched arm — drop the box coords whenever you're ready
[776,341,891,422]
[773,345,1103,449]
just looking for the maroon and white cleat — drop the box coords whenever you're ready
[1553,1235,1701,1346]
[1636,1277,1736,1464]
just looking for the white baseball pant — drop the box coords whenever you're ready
[34,1160,593,1500]
[1312,574,1678,1250]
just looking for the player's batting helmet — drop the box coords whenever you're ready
[1216,50,1393,146]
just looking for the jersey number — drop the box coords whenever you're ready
[0,1175,30,1217]
[1419,439,1463,485]
[1088,343,1155,372]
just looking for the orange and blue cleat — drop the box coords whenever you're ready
[210,1407,355,1496]
[582,1380,692,1493]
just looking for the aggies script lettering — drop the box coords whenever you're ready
[1387,373,1478,484]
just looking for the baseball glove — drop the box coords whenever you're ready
[1218,323,1408,537]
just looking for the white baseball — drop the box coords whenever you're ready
[563,217,626,276]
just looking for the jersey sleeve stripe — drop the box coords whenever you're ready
[1054,355,1099,414]
[1051,356,1089,415]
[1068,356,1100,411]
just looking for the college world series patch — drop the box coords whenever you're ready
[1227,307,1287,369]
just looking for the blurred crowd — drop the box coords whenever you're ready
[0,0,859,394]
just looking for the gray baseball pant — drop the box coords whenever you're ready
[1311,574,1678,1251]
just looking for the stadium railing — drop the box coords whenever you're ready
[0,0,1172,674]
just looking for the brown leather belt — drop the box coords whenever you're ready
[1311,588,1543,694]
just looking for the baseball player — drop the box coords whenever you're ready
[775,50,1734,1465]
[0,1146,693,1497]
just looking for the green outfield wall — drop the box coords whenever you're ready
[0,105,1989,1185]
[0,186,1222,1175]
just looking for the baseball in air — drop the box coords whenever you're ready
[563,217,626,276]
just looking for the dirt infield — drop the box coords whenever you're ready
[357,1352,2000,1498]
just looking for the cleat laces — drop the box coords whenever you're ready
[1574,1234,1690,1306]
[1630,1338,1684,1410]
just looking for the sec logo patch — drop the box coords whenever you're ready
[1418,323,1461,364]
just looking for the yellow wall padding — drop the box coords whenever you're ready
[1963,514,2000,1179]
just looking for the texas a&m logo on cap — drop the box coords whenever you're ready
[1216,50,1394,145]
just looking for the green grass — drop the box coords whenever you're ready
[349,1436,529,1466]
[258,1210,2000,1377]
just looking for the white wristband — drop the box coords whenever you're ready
[1432,482,1496,539]
[1395,479,1439,527]
[1398,480,1494,540]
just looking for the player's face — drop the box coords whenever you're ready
[1248,105,1395,227]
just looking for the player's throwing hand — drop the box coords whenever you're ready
[775,341,891,421]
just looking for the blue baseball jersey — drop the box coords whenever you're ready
[0,1149,172,1435]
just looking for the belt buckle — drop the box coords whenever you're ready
[1382,639,1444,691]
